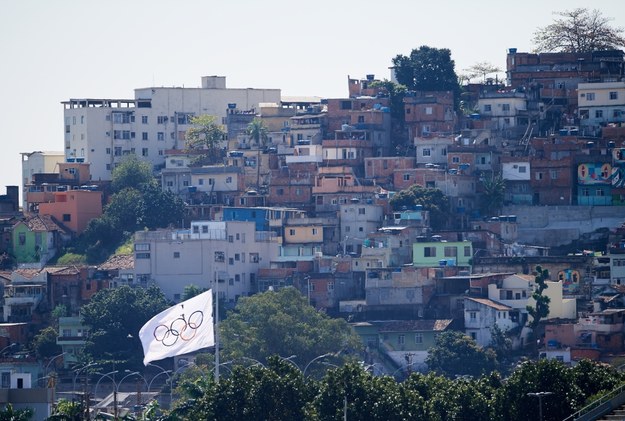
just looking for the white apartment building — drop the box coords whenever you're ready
[578,81,625,132]
[62,76,281,181]
[133,220,279,303]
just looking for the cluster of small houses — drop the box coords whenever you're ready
[3,47,625,418]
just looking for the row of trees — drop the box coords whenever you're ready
[165,357,624,421]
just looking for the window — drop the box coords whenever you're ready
[596,110,604,118]
[157,116,168,124]
[535,172,543,180]
[597,188,604,197]
[289,229,295,236]
[173,252,180,259]
[142,132,148,140]
[444,246,457,257]
[610,91,618,100]
[229,258,234,265]
[198,179,204,186]
[550,170,558,179]
[518,165,527,173]
[415,333,423,344]
[18,232,26,245]
[464,246,471,256]
[135,245,151,252]
[422,148,431,157]
[235,253,240,261]
[358,208,366,215]
[340,101,352,110]
[425,107,433,115]
[398,335,405,345]
[470,312,476,319]
[424,247,436,257]
[114,147,122,156]
[403,173,411,181]
[484,104,492,112]
[157,132,164,141]
[586,92,595,101]
[62,214,71,222]
[312,228,318,235]
[358,115,365,123]
[452,156,460,163]
[142,148,148,156]
[226,176,232,183]
[106,148,111,154]
[502,103,511,111]
[142,116,148,124]
[228,235,234,243]
[235,274,240,282]
[250,253,259,263]
[136,253,151,259]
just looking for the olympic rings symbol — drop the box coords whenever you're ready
[153,310,204,347]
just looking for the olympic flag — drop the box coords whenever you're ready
[139,289,215,365]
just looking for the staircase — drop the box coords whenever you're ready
[597,405,625,421]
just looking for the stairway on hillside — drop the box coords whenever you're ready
[598,404,625,420]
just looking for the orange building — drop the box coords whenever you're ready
[38,189,103,234]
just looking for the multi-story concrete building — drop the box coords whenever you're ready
[578,81,625,135]
[133,220,279,302]
[20,151,65,209]
[62,76,281,181]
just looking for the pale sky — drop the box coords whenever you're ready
[1,0,624,193]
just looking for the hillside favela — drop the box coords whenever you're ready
[5,7,625,421]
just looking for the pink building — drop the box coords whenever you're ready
[38,190,103,234]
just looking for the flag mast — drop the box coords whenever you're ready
[214,272,220,382]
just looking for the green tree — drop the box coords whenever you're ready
[47,399,82,421]
[368,80,409,155]
[31,326,62,359]
[185,115,226,166]
[111,155,155,193]
[0,404,32,421]
[489,324,512,365]
[497,359,581,421]
[138,182,185,229]
[392,46,460,107]
[479,173,506,217]
[390,184,450,230]
[533,8,625,53]
[247,117,269,189]
[182,284,205,301]
[220,287,361,367]
[425,330,498,378]
[571,359,625,404]
[80,285,169,371]
[527,266,551,330]
[105,188,144,234]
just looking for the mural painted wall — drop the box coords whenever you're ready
[578,163,612,185]
[557,269,581,294]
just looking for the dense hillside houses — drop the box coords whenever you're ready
[4,46,625,392]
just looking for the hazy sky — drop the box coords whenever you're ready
[1,0,624,192]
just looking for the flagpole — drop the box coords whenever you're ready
[214,273,220,382]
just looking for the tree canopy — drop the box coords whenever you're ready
[392,46,460,105]
[219,287,361,368]
[425,331,498,378]
[185,115,226,166]
[527,266,551,330]
[479,173,506,217]
[167,357,624,421]
[533,8,625,53]
[390,184,450,230]
[80,285,169,371]
[110,155,155,193]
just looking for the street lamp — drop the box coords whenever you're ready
[72,362,99,398]
[0,343,17,355]
[43,352,67,387]
[303,353,334,377]
[147,363,173,408]
[116,371,147,419]
[527,391,553,421]
[237,357,265,368]
[278,355,300,371]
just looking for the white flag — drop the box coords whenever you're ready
[139,289,215,365]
